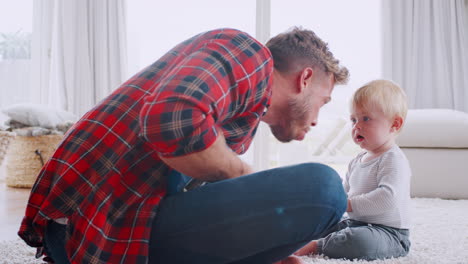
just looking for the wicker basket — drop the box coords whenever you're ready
[6,134,63,188]
[0,131,15,167]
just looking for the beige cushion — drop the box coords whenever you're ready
[397,109,468,148]
[402,148,468,199]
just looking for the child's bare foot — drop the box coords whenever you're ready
[274,255,307,264]
[294,240,318,256]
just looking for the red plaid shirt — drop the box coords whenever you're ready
[18,28,273,263]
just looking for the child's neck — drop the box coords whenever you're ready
[362,139,395,162]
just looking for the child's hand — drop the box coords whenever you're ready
[347,199,353,212]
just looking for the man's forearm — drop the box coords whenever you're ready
[159,132,254,182]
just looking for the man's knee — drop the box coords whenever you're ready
[290,163,346,208]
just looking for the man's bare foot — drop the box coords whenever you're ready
[294,240,318,256]
[273,241,319,264]
[274,255,307,264]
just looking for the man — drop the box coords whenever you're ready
[19,27,349,264]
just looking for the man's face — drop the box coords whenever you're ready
[269,73,334,142]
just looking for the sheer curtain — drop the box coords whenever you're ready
[382,0,468,112]
[31,0,127,116]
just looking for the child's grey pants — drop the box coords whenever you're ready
[316,218,410,260]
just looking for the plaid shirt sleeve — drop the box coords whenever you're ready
[140,30,273,157]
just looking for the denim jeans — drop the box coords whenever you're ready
[149,163,347,264]
[44,221,70,264]
[44,163,346,264]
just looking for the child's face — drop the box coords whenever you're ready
[350,104,396,154]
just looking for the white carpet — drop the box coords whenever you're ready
[298,198,468,264]
[1,198,467,264]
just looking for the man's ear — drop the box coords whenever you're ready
[392,115,404,132]
[297,67,314,93]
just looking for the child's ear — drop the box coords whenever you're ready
[392,115,403,132]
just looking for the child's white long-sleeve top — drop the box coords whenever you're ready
[345,144,411,229]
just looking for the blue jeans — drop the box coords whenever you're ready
[44,163,346,264]
[149,163,346,263]
[44,221,70,264]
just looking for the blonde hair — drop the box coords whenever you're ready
[266,27,349,85]
[351,80,408,127]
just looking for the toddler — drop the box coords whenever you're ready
[277,79,412,263]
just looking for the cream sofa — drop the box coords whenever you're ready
[396,109,468,199]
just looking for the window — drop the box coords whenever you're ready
[126,0,256,78]
[0,1,34,110]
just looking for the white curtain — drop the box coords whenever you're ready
[31,0,127,116]
[382,0,468,112]
[31,0,54,107]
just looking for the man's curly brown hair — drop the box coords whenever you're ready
[266,27,349,85]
